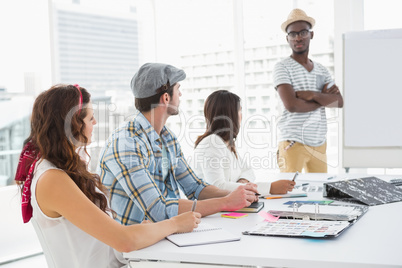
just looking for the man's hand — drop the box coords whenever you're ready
[244,182,259,202]
[222,185,256,211]
[322,82,340,94]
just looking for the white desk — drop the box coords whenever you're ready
[124,174,402,268]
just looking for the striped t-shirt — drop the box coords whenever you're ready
[273,56,332,147]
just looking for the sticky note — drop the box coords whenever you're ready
[258,211,279,222]
[221,212,248,219]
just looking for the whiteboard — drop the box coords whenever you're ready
[343,28,402,168]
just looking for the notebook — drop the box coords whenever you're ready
[243,219,351,238]
[166,223,241,247]
[223,201,264,213]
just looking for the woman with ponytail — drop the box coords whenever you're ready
[15,84,200,268]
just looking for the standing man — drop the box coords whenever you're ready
[98,63,257,225]
[273,9,343,173]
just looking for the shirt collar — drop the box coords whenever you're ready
[135,112,169,149]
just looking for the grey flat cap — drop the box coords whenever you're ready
[130,63,186,98]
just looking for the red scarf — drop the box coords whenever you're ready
[14,141,40,223]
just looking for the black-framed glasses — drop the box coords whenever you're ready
[287,29,312,40]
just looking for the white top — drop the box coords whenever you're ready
[273,57,332,146]
[192,134,271,195]
[30,159,127,268]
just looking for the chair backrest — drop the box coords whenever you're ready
[0,185,43,264]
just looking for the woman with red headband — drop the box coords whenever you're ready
[15,84,200,268]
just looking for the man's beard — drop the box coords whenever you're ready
[167,105,179,115]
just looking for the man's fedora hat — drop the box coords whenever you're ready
[281,8,315,33]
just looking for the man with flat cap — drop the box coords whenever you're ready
[98,63,258,225]
[273,8,343,173]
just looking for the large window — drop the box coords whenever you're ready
[364,0,402,30]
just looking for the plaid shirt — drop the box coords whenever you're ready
[97,113,208,225]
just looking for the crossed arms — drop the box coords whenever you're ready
[277,82,344,113]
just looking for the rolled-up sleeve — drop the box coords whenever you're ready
[173,142,208,199]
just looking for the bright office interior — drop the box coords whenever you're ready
[0,0,402,267]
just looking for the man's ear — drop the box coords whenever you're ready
[161,92,170,104]
[310,31,314,40]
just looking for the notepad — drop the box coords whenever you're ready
[261,189,307,199]
[166,223,241,247]
[222,201,264,213]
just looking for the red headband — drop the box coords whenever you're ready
[74,84,83,115]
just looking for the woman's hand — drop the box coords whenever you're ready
[270,180,296,194]
[171,211,201,233]
[237,178,249,184]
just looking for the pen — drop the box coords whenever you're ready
[292,171,299,181]
[191,199,197,212]
[264,196,283,199]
